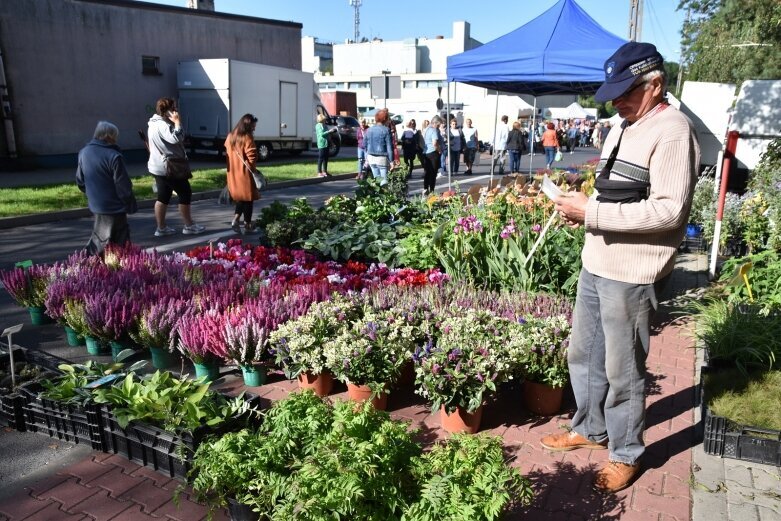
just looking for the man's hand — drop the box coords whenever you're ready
[554,192,588,228]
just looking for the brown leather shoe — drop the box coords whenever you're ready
[540,431,608,452]
[594,461,640,493]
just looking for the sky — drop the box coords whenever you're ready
[134,0,686,62]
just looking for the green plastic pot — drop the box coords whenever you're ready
[109,341,133,361]
[240,365,267,387]
[193,361,220,382]
[149,346,176,369]
[64,325,86,347]
[85,336,109,356]
[28,306,53,326]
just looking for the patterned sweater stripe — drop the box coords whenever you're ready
[582,106,701,284]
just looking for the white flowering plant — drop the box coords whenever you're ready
[414,309,513,414]
[270,297,360,379]
[323,309,416,395]
[505,315,571,388]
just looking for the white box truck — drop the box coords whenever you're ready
[177,59,339,161]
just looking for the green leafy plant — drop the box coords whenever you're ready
[301,221,400,264]
[92,371,251,432]
[693,299,781,374]
[39,357,144,405]
[270,399,421,521]
[719,250,781,314]
[395,222,440,270]
[704,368,781,432]
[404,434,533,521]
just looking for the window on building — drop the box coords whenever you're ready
[417,80,442,89]
[403,80,416,89]
[142,56,161,75]
[348,82,369,89]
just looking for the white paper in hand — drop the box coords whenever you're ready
[541,175,564,200]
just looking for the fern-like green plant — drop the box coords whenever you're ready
[404,434,533,521]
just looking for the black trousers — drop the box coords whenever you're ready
[317,147,329,173]
[86,213,129,255]
[423,152,440,193]
[234,201,253,223]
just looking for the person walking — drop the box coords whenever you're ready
[506,121,524,174]
[356,118,369,179]
[224,114,260,234]
[462,118,479,175]
[541,41,700,493]
[315,114,336,177]
[447,119,465,175]
[417,119,429,171]
[400,119,419,173]
[76,121,137,255]
[147,97,205,237]
[566,122,579,154]
[492,115,509,174]
[364,108,394,186]
[541,122,560,170]
[422,115,443,195]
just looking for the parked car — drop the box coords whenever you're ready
[327,115,361,146]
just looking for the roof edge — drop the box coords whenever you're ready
[73,0,303,29]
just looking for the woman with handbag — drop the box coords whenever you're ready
[224,114,260,234]
[541,122,560,170]
[147,97,205,237]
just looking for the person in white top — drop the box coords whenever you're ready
[492,115,509,174]
[462,119,479,175]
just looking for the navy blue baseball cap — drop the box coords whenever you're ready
[594,42,665,103]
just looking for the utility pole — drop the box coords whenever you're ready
[628,0,644,41]
[348,0,362,43]
[675,7,691,96]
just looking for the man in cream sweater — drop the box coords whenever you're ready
[540,42,700,493]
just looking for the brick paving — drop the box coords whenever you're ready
[0,258,707,521]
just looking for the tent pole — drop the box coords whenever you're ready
[528,97,537,174]
[489,91,499,186]
[447,82,451,191]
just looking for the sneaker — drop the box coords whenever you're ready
[231,221,242,234]
[594,461,640,493]
[317,172,327,178]
[243,223,258,234]
[182,223,206,235]
[154,226,176,237]
[540,431,608,452]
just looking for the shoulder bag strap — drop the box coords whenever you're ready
[601,121,629,180]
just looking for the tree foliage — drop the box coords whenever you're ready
[679,0,781,84]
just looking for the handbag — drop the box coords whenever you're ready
[235,150,267,191]
[217,185,233,205]
[595,123,650,204]
[164,156,192,180]
[554,150,563,162]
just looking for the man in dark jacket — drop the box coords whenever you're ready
[76,121,137,254]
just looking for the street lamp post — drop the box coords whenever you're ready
[381,69,390,109]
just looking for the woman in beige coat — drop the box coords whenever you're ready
[224,114,260,233]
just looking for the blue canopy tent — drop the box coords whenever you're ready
[445,0,626,177]
[447,0,626,95]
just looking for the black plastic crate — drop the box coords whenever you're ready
[20,383,104,450]
[101,393,260,479]
[0,392,27,431]
[703,408,781,467]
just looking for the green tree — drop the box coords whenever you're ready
[678,0,781,85]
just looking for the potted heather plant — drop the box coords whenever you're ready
[323,308,413,409]
[270,296,360,397]
[44,274,86,346]
[82,290,143,360]
[130,298,189,369]
[176,309,229,382]
[224,305,274,387]
[507,315,571,416]
[0,264,53,325]
[414,308,513,434]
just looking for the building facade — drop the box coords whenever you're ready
[0,0,302,166]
